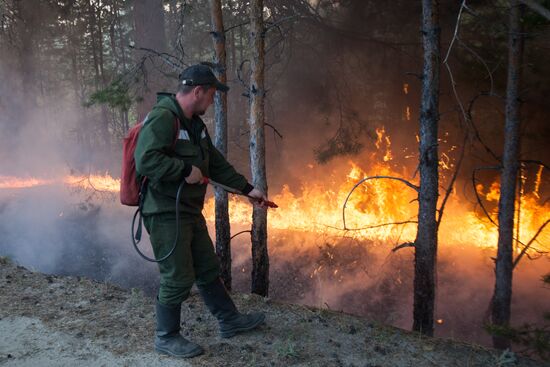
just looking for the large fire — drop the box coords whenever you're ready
[203,163,549,252]
[0,137,548,254]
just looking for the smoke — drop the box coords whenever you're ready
[228,231,550,346]
[1,0,549,355]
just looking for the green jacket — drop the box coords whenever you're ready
[134,93,252,215]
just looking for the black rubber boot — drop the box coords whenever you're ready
[154,300,203,358]
[198,278,265,338]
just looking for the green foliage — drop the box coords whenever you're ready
[86,80,132,112]
[275,337,299,359]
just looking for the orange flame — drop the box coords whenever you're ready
[202,160,549,251]
[0,174,120,192]
[0,176,53,189]
[1,129,548,253]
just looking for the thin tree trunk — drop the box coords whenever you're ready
[413,0,440,337]
[133,0,167,121]
[210,0,232,290]
[114,0,128,72]
[15,0,38,133]
[249,0,269,297]
[491,0,524,350]
[109,5,120,74]
[95,3,112,154]
[68,19,91,164]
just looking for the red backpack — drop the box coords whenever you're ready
[120,116,180,206]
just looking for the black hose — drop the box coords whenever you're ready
[131,180,186,262]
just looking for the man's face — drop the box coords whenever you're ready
[194,86,216,116]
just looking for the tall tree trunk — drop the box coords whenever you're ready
[68,18,92,168]
[491,1,524,350]
[133,0,168,121]
[413,0,440,337]
[249,0,269,297]
[95,3,112,155]
[13,0,38,134]
[114,0,128,72]
[109,5,121,74]
[210,0,232,290]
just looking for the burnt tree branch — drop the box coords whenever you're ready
[513,219,550,268]
[342,175,419,230]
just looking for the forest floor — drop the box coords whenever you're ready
[0,256,546,367]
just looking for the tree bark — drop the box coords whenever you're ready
[249,0,269,297]
[94,3,112,154]
[491,0,524,350]
[210,0,232,290]
[413,0,440,337]
[13,0,38,133]
[133,0,168,121]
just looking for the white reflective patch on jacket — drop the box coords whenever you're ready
[201,129,207,139]
[143,113,150,125]
[178,130,190,140]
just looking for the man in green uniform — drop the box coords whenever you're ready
[134,64,267,358]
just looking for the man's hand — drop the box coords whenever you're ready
[185,165,204,184]
[247,188,269,208]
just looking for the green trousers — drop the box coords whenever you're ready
[143,212,220,306]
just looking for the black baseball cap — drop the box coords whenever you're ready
[179,64,229,92]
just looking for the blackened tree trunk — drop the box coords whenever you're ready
[249,0,269,297]
[133,0,167,121]
[413,0,440,337]
[491,1,524,350]
[210,0,232,290]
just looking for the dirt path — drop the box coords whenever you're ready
[0,257,545,367]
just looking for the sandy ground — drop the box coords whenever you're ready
[0,316,190,367]
[0,257,546,367]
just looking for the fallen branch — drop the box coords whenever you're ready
[324,220,417,232]
[392,242,415,252]
[519,0,550,21]
[437,132,467,230]
[230,230,252,242]
[513,219,550,268]
[342,175,419,230]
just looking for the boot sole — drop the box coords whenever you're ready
[155,345,204,358]
[220,314,266,338]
